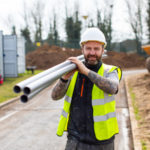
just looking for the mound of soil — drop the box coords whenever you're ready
[104,51,146,69]
[26,44,146,70]
[26,44,82,70]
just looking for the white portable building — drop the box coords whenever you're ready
[0,31,25,78]
[0,31,3,77]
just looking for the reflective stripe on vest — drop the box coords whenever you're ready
[57,63,122,140]
[64,95,72,103]
[62,110,68,118]
[57,72,78,136]
[92,95,115,106]
[94,112,116,122]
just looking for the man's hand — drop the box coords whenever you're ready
[68,57,90,76]
[62,69,77,80]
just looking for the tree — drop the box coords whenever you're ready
[65,17,74,43]
[11,26,16,35]
[125,0,144,53]
[88,19,94,27]
[53,14,59,44]
[73,11,82,44]
[20,2,33,53]
[31,0,45,42]
[97,7,113,51]
[47,14,59,45]
[21,27,31,43]
[47,23,54,44]
[147,0,150,43]
[65,10,82,48]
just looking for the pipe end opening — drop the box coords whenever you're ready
[20,95,28,103]
[13,86,21,93]
[24,87,31,95]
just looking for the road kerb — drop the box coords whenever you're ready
[124,77,142,150]
[0,97,19,109]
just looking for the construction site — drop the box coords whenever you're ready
[0,41,149,150]
[26,44,150,150]
[0,0,150,149]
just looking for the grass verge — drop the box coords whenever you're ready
[141,140,147,150]
[0,70,43,103]
[128,83,147,150]
[129,87,141,121]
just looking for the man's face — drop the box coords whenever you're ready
[82,41,104,65]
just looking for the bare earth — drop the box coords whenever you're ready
[26,44,146,70]
[127,73,150,149]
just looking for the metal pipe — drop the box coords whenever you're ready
[21,53,108,102]
[23,59,85,95]
[15,53,107,94]
[13,55,84,93]
[23,53,108,94]
[19,53,108,102]
[20,83,50,103]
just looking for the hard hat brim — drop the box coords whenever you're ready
[80,40,106,48]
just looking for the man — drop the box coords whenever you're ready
[51,27,122,150]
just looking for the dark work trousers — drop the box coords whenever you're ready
[65,138,114,150]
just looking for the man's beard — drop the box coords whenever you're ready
[85,54,101,65]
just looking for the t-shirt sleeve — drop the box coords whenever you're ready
[107,70,119,84]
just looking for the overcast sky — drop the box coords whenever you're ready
[0,0,146,42]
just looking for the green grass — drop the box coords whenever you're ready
[141,140,147,150]
[0,70,43,103]
[129,87,141,121]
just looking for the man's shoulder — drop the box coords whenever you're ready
[102,63,122,81]
[103,63,119,68]
[102,63,117,72]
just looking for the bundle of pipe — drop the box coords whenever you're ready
[20,83,50,103]
[14,53,107,103]
[14,55,84,103]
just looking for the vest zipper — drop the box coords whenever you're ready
[80,78,85,97]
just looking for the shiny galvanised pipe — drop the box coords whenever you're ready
[13,55,84,93]
[23,60,84,95]
[23,53,108,95]
[20,53,108,102]
[20,83,50,103]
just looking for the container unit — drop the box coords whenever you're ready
[0,31,3,78]
[17,37,25,74]
[0,31,25,78]
[3,35,18,77]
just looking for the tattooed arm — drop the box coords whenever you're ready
[88,70,119,94]
[51,79,70,100]
[51,69,75,100]
[67,57,119,94]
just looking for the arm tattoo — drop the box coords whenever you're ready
[51,80,69,100]
[88,70,118,94]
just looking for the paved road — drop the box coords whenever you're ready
[0,85,66,150]
[0,69,147,150]
[115,80,133,150]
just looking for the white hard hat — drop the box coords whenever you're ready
[80,27,107,47]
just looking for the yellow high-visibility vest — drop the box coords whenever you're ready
[57,63,122,140]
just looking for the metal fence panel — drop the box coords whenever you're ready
[0,31,3,78]
[17,37,25,74]
[3,35,18,77]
